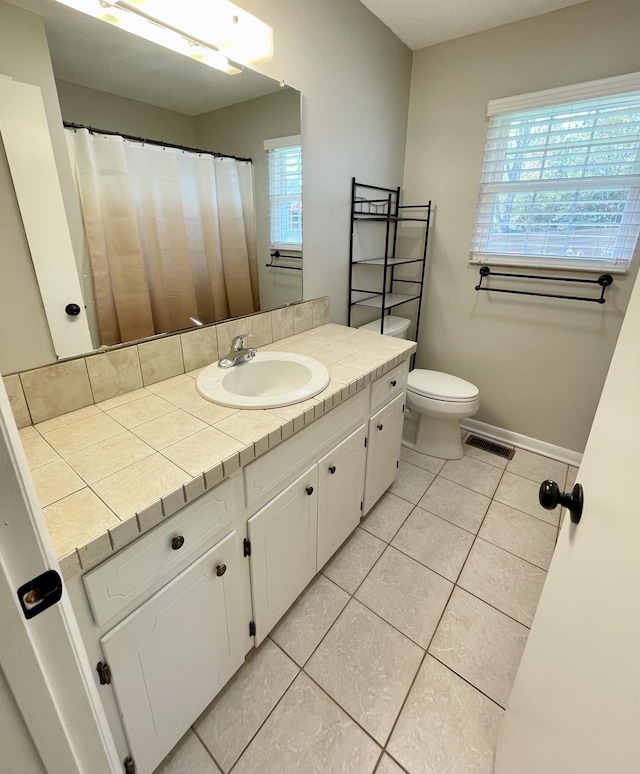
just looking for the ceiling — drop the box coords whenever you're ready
[358,0,592,50]
[7,0,283,115]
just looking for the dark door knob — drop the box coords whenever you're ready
[65,303,81,316]
[305,486,314,496]
[216,564,227,577]
[539,480,583,524]
[377,423,384,431]
[171,535,185,550]
[328,465,336,474]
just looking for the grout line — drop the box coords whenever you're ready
[190,726,225,773]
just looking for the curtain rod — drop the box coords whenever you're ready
[63,121,252,164]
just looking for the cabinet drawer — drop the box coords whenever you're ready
[370,361,408,414]
[244,389,369,510]
[84,474,243,627]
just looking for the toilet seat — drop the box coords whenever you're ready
[407,370,479,403]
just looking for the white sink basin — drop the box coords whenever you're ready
[196,352,330,409]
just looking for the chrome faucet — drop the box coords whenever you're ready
[218,333,257,368]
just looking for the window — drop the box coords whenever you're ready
[471,73,640,272]
[264,135,302,250]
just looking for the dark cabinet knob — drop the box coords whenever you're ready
[539,480,584,524]
[171,535,185,550]
[390,380,397,387]
[65,303,81,316]
[328,465,336,474]
[377,423,384,431]
[216,564,227,577]
[305,486,314,496]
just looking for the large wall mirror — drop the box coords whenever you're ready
[7,0,302,364]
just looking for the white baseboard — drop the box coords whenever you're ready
[460,418,583,468]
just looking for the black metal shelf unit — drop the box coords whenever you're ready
[348,178,431,337]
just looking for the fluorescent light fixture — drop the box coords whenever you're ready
[54,0,273,72]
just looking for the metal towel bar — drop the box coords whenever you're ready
[475,266,613,304]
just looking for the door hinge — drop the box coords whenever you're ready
[364,437,368,448]
[360,501,363,511]
[17,569,63,620]
[243,538,251,557]
[123,756,136,774]
[96,661,112,685]
[396,460,399,468]
[249,621,256,637]
[402,403,405,413]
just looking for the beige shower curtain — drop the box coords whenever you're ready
[67,128,259,346]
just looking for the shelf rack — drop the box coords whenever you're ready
[348,179,431,338]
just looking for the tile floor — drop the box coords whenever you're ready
[155,436,577,774]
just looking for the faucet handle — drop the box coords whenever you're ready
[231,333,252,350]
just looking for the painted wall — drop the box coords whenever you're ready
[403,0,640,453]
[195,88,302,312]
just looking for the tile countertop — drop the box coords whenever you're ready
[19,324,416,580]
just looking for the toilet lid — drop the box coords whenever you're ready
[408,369,479,402]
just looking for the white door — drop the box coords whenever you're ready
[101,531,245,774]
[317,424,367,568]
[0,381,119,774]
[248,466,318,644]
[495,269,640,773]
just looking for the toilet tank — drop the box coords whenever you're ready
[358,316,410,339]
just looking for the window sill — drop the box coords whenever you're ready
[469,252,630,275]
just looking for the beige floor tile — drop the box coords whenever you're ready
[132,410,207,450]
[494,472,558,525]
[305,600,423,744]
[361,492,414,543]
[270,575,349,666]
[41,413,124,457]
[506,448,569,485]
[31,458,85,507]
[387,655,503,774]
[43,488,119,558]
[321,527,386,594]
[106,394,175,429]
[429,588,528,708]
[376,755,406,774]
[566,465,579,489]
[65,432,154,483]
[195,639,299,773]
[479,500,557,570]
[356,546,453,648]
[399,446,445,475]
[440,456,503,497]
[231,673,380,774]
[458,539,547,627]
[389,460,436,504]
[418,477,491,534]
[21,434,59,469]
[91,454,190,518]
[154,730,221,774]
[391,507,474,582]
[162,427,244,477]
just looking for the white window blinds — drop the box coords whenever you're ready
[471,82,640,272]
[264,135,302,250]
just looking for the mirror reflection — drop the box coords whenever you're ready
[13,0,303,350]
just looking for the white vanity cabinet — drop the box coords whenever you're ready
[363,363,408,514]
[248,424,367,644]
[100,531,245,774]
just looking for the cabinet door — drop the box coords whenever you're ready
[317,424,367,569]
[248,466,318,645]
[101,531,244,774]
[363,392,405,514]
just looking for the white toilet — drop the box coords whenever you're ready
[359,316,480,460]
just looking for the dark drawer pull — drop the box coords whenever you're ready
[306,486,314,496]
[390,379,397,387]
[329,465,336,474]
[171,535,185,551]
[216,564,227,577]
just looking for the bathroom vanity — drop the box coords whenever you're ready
[23,323,414,774]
